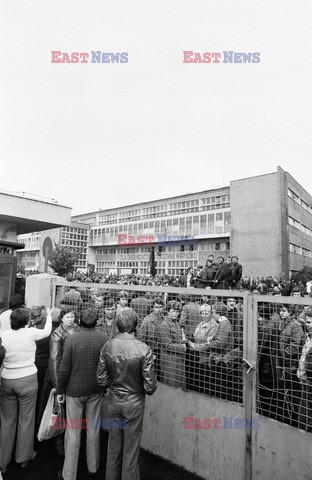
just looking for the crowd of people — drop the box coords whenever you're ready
[16,256,312,300]
[1,273,312,479]
[0,297,157,479]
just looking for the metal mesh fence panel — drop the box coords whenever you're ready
[256,296,312,431]
[53,283,244,404]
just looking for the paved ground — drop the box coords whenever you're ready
[2,432,202,480]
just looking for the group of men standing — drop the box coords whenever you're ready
[186,255,242,290]
[56,307,157,480]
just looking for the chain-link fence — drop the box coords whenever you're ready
[256,297,312,431]
[53,283,245,404]
[53,282,312,434]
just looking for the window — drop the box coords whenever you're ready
[224,212,231,225]
[200,215,207,234]
[193,216,199,235]
[288,188,300,204]
[207,214,214,234]
[289,243,301,254]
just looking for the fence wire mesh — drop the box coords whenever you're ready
[53,283,244,404]
[256,298,312,431]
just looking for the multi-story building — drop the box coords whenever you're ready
[17,222,89,272]
[72,166,312,280]
[230,166,312,278]
[16,167,312,280]
[72,187,231,277]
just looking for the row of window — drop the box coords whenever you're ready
[61,241,87,250]
[288,188,312,214]
[75,217,96,225]
[99,201,231,224]
[99,213,117,222]
[95,260,199,276]
[18,252,38,258]
[95,241,229,256]
[62,227,88,235]
[62,233,88,241]
[97,196,230,225]
[289,243,312,257]
[288,216,312,237]
[91,212,231,241]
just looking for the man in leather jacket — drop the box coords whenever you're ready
[47,306,80,455]
[97,307,157,480]
[49,307,80,390]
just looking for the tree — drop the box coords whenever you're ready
[292,266,312,285]
[49,243,82,277]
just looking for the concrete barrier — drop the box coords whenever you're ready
[142,383,246,480]
[25,274,65,308]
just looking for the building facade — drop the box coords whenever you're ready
[17,222,89,272]
[0,191,71,312]
[16,167,312,280]
[230,166,312,278]
[72,187,231,276]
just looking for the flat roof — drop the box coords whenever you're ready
[0,191,72,234]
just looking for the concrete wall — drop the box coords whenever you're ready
[0,193,71,233]
[143,383,246,480]
[252,415,312,480]
[230,173,282,278]
[286,170,312,273]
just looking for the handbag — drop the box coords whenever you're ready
[37,388,65,441]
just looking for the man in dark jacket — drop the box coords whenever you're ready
[57,309,106,480]
[213,256,231,290]
[130,292,154,328]
[231,256,243,289]
[97,307,157,480]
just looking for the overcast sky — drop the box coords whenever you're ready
[1,1,311,215]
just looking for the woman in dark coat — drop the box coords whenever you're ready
[159,301,187,388]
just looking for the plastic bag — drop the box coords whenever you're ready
[37,388,65,441]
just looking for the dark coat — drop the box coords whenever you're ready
[159,316,186,388]
[214,262,231,289]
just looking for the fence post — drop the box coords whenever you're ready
[243,293,258,480]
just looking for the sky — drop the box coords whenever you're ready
[1,1,312,215]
